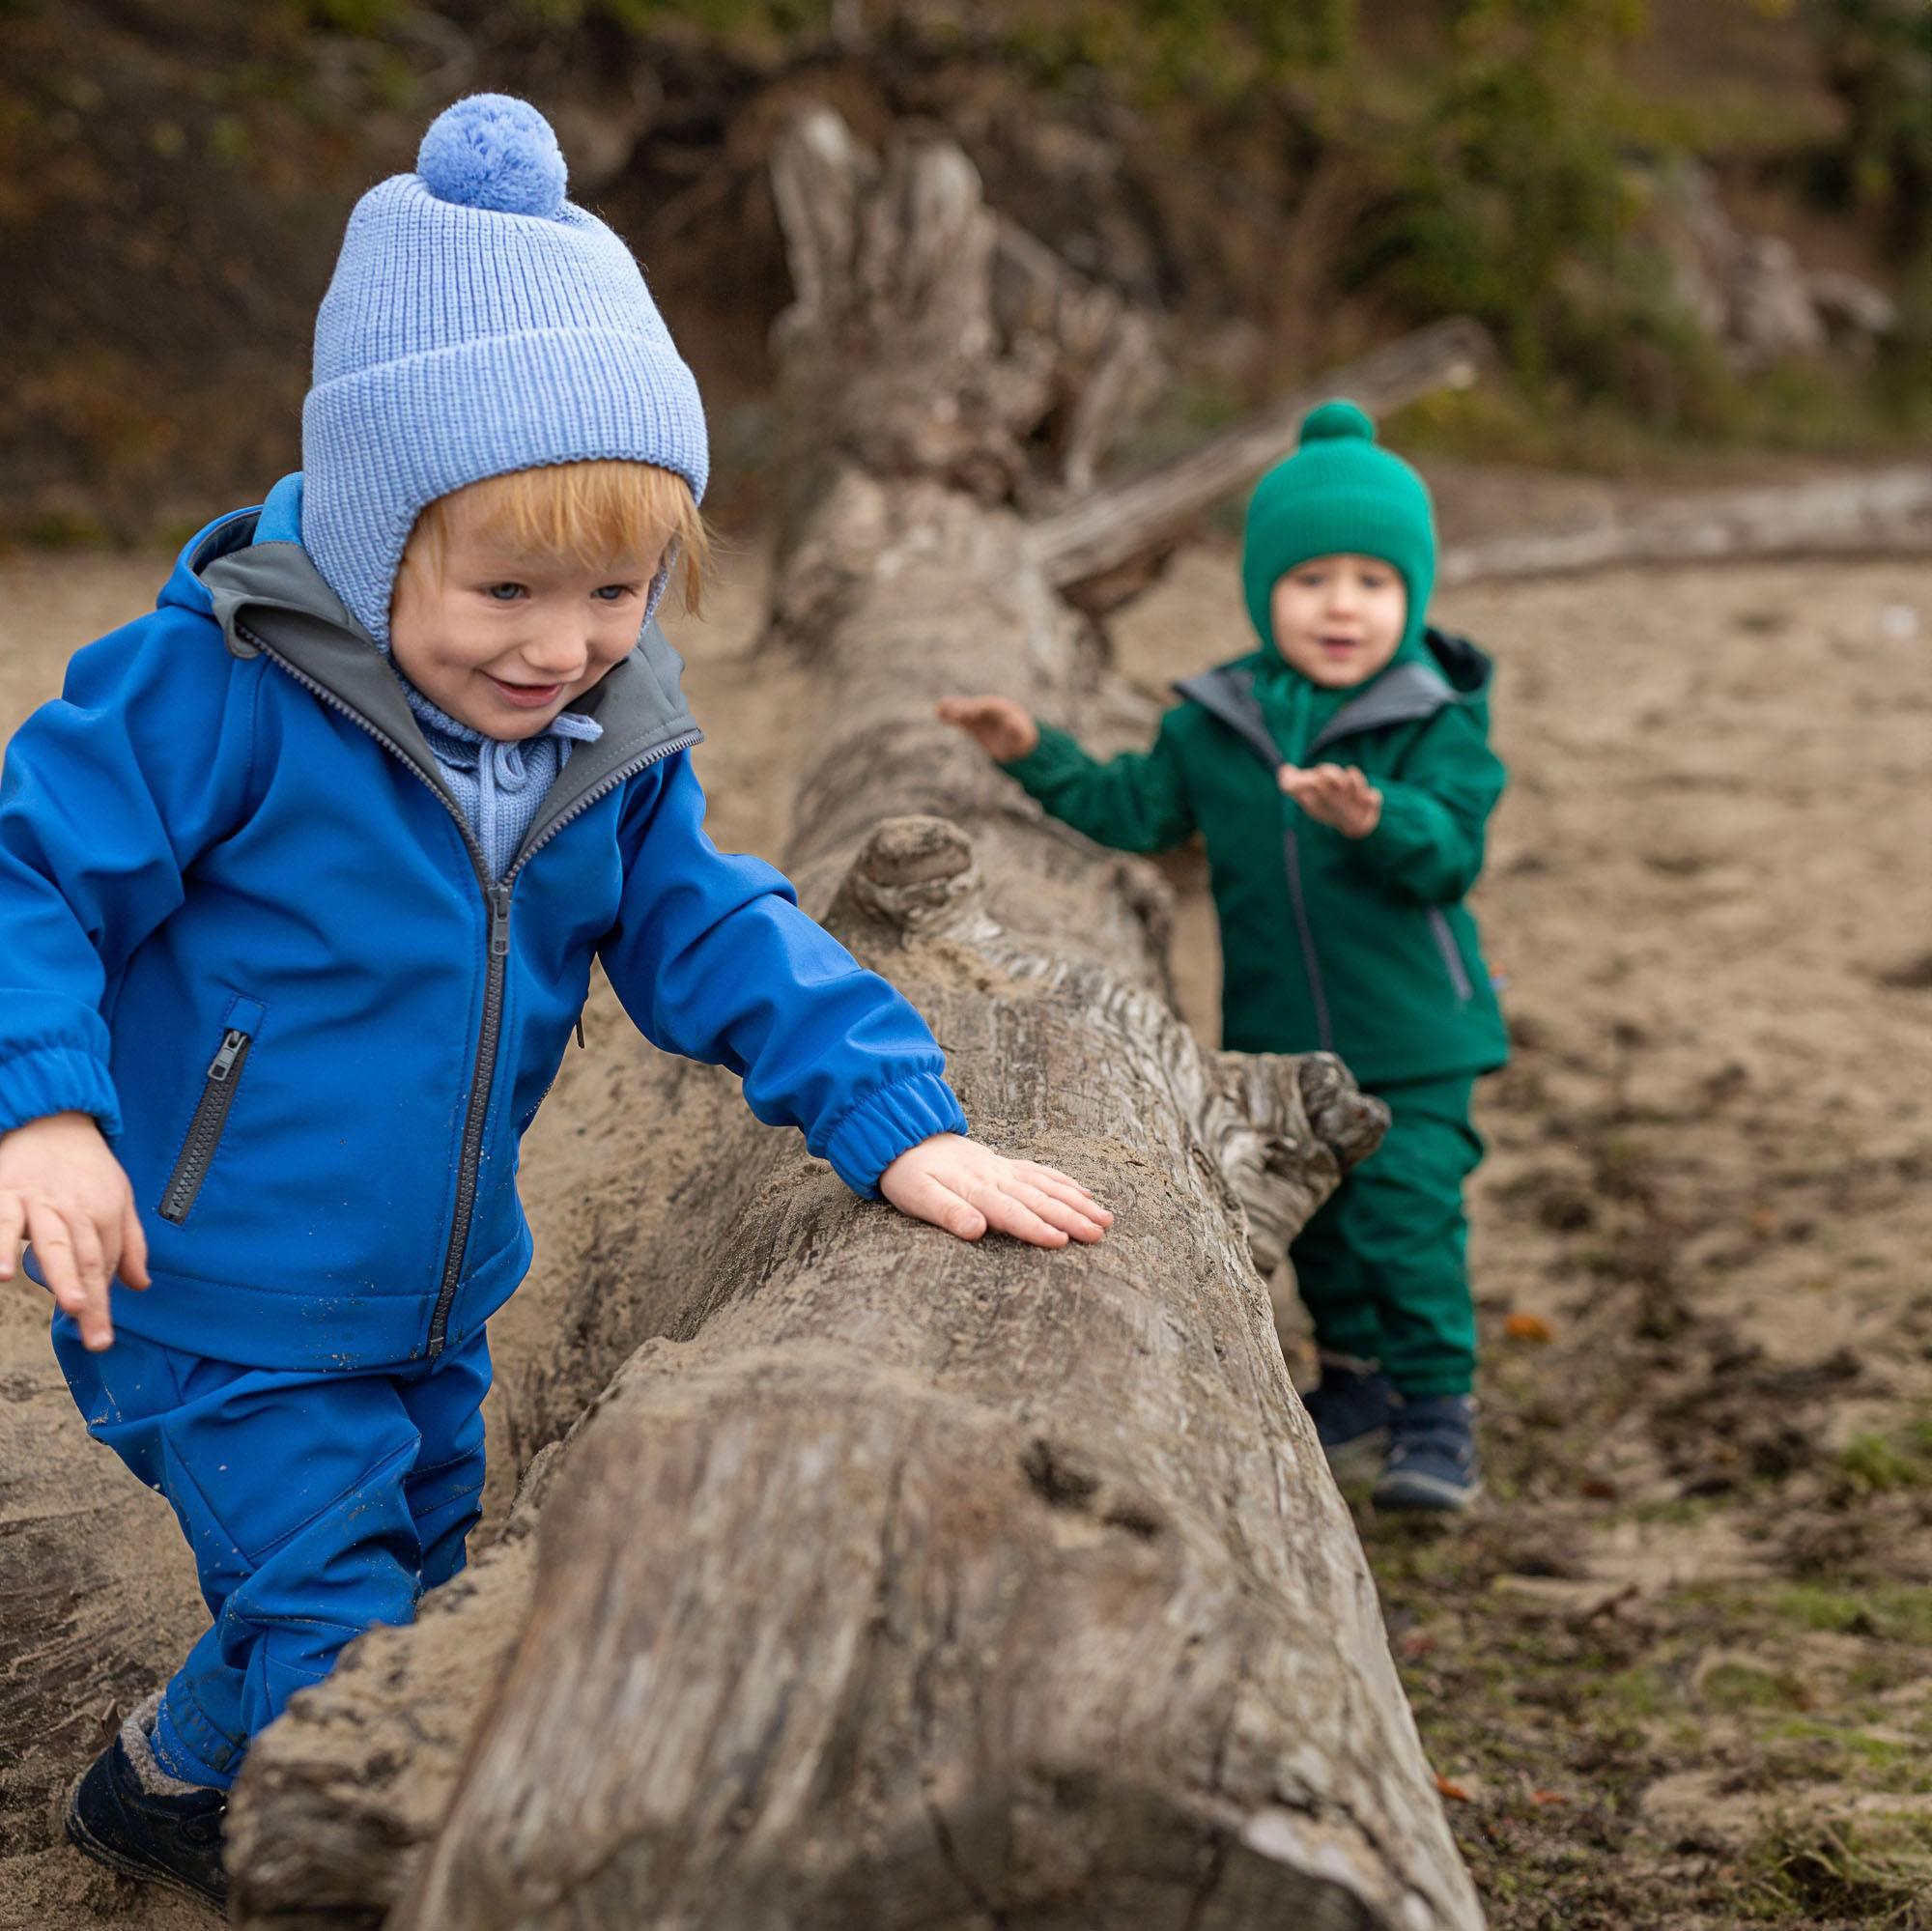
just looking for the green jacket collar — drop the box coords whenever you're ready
[1175,628,1492,769]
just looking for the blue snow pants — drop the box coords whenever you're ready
[52,1313,491,1790]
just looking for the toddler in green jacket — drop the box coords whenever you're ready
[941,400,1505,1512]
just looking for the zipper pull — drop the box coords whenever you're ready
[575,1015,587,1050]
[490,884,513,959]
[207,1029,247,1084]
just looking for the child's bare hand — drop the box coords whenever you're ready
[880,1134,1112,1248]
[937,696,1039,764]
[0,1112,150,1351]
[1279,761,1382,838]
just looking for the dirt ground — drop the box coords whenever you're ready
[1,492,1928,1927]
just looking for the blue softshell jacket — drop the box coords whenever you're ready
[0,504,968,1372]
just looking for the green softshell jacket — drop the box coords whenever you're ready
[1002,629,1509,1088]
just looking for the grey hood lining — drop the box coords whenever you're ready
[1172,667,1280,771]
[198,525,702,869]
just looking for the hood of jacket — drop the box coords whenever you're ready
[185,489,702,888]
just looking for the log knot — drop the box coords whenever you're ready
[1020,1436,1167,1543]
[1199,1050,1389,1278]
[837,815,994,941]
[1296,1053,1391,1173]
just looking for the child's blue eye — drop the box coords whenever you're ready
[484,583,526,602]
[591,585,635,603]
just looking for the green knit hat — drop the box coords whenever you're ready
[1240,399,1436,657]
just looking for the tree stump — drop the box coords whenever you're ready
[227,107,1484,1931]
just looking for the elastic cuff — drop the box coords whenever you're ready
[0,1046,122,1138]
[821,1072,970,1199]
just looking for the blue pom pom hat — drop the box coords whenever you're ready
[301,94,708,647]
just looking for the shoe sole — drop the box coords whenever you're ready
[63,1772,227,1916]
[1374,1471,1485,1514]
[1322,1428,1390,1486]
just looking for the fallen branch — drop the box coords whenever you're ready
[1438,466,1932,584]
[1026,317,1493,596]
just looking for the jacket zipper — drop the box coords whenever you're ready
[157,1027,252,1224]
[1281,821,1336,1053]
[1428,906,1474,1000]
[239,620,696,1356]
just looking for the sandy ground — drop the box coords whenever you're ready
[1,505,1929,1927]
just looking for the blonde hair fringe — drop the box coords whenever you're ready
[407,461,710,617]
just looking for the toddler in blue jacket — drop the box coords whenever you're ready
[0,96,1108,1909]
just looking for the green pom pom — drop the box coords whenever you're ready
[1298,399,1376,446]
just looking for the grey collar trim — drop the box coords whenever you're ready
[1175,635,1485,770]
[1172,666,1280,770]
[198,528,702,876]
[1308,660,1457,756]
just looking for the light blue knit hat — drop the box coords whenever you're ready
[300,94,708,647]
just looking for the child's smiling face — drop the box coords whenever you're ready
[1269,553,1406,689]
[389,485,667,739]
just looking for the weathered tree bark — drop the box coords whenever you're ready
[1024,317,1494,602]
[1437,465,1932,584]
[227,106,1484,1931]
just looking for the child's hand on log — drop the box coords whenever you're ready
[0,1111,151,1351]
[881,1134,1111,1247]
[937,696,1039,763]
[1278,762,1382,838]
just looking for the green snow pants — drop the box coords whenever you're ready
[1289,1074,1484,1399]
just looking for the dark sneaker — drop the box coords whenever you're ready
[1302,1355,1394,1483]
[65,1714,228,1911]
[1374,1394,1483,1514]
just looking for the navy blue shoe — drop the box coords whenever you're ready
[65,1710,228,1912]
[1374,1395,1483,1514]
[1302,1355,1394,1482]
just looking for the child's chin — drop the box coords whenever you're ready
[485,708,554,738]
[1309,657,1369,686]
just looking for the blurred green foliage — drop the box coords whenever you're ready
[980,0,1355,98]
[513,0,1359,91]
[5,0,1928,536]
[1810,0,1932,256]
[516,0,834,31]
[1352,1,1651,387]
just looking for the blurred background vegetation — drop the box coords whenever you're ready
[2,0,1928,542]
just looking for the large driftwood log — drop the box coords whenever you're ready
[1438,465,1932,584]
[227,107,1483,1931]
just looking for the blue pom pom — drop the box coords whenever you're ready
[417,95,567,217]
[1299,399,1377,446]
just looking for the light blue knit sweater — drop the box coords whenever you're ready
[400,681,603,881]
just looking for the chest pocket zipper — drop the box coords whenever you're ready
[158,1000,265,1224]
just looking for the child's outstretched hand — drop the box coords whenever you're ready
[881,1134,1111,1248]
[1279,762,1382,838]
[0,1111,150,1351]
[937,696,1038,763]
